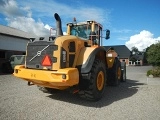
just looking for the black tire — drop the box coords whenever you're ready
[79,59,106,101]
[107,58,121,86]
[37,86,59,94]
[120,62,126,82]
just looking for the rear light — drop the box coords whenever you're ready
[62,74,66,79]
[41,55,52,66]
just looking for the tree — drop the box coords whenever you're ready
[131,46,139,55]
[143,48,148,65]
[130,46,142,63]
[131,46,143,55]
[146,42,160,66]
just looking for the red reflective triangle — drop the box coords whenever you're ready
[41,55,52,66]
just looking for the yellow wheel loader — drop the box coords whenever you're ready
[13,13,126,101]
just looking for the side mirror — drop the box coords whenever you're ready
[105,29,110,40]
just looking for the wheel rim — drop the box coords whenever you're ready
[117,67,121,80]
[97,71,104,91]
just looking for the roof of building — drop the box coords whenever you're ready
[0,25,37,39]
[103,45,131,58]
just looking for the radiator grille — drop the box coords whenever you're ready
[26,41,58,69]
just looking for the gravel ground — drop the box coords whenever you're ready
[0,66,160,120]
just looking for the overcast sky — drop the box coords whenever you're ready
[0,0,160,51]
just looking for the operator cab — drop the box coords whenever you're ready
[67,20,110,46]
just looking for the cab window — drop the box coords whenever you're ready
[70,24,91,39]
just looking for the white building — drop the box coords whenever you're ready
[0,25,36,72]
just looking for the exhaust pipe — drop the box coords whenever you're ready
[54,13,63,36]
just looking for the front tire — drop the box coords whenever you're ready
[79,59,106,101]
[107,58,121,86]
[121,62,126,82]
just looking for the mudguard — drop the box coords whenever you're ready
[77,47,106,74]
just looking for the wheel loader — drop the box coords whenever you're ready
[13,13,126,101]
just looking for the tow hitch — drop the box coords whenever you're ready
[28,82,34,86]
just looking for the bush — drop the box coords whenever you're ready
[147,70,152,76]
[147,67,160,77]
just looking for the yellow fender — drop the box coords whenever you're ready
[76,46,107,73]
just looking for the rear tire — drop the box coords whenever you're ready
[107,58,121,86]
[79,59,106,101]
